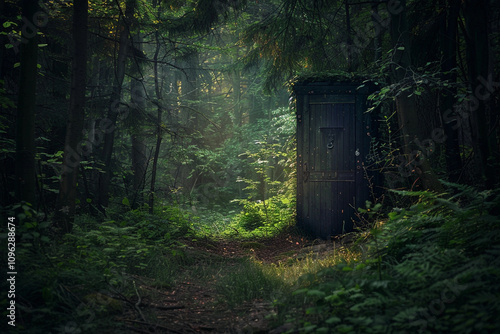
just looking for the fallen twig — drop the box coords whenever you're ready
[133,280,147,322]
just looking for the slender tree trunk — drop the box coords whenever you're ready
[232,68,242,126]
[54,0,88,232]
[178,51,199,196]
[85,57,101,215]
[439,0,462,182]
[131,134,147,207]
[371,1,382,62]
[149,16,164,214]
[345,0,352,71]
[15,0,39,207]
[463,0,497,187]
[130,33,147,208]
[97,0,136,210]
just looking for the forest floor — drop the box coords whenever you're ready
[116,232,348,334]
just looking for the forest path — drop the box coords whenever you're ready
[118,232,321,333]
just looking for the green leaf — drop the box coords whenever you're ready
[302,325,317,332]
[355,263,366,270]
[325,316,341,324]
[307,289,326,298]
[336,324,354,333]
[122,197,130,206]
[292,288,309,295]
[397,46,405,51]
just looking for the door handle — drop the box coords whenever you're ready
[327,139,334,149]
[327,133,335,149]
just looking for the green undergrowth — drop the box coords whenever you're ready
[4,182,498,333]
[0,206,196,333]
[272,182,500,333]
[191,194,296,241]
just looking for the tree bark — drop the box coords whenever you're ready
[15,0,39,207]
[371,1,382,62]
[389,0,443,192]
[439,0,462,182]
[149,5,164,214]
[463,0,497,188]
[54,0,88,232]
[97,0,136,210]
[345,0,353,72]
[130,32,147,208]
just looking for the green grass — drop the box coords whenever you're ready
[215,258,288,306]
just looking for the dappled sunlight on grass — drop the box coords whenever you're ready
[265,245,363,286]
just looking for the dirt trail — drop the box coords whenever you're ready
[117,233,347,333]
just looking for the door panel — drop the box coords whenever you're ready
[300,99,356,237]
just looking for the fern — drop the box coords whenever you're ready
[277,183,500,333]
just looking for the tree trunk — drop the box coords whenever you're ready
[15,0,39,207]
[97,0,136,210]
[463,0,497,188]
[371,1,382,62]
[232,69,242,126]
[439,0,462,182]
[149,6,164,214]
[389,0,443,192]
[345,0,353,71]
[130,33,147,208]
[54,0,88,232]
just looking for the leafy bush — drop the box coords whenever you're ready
[239,201,265,230]
[229,195,295,237]
[122,205,195,240]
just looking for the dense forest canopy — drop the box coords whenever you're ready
[0,0,499,333]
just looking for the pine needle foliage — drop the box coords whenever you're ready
[277,183,500,333]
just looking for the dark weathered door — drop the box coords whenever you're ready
[296,83,372,238]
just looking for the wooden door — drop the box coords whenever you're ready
[297,93,361,238]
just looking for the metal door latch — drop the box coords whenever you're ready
[327,133,335,149]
